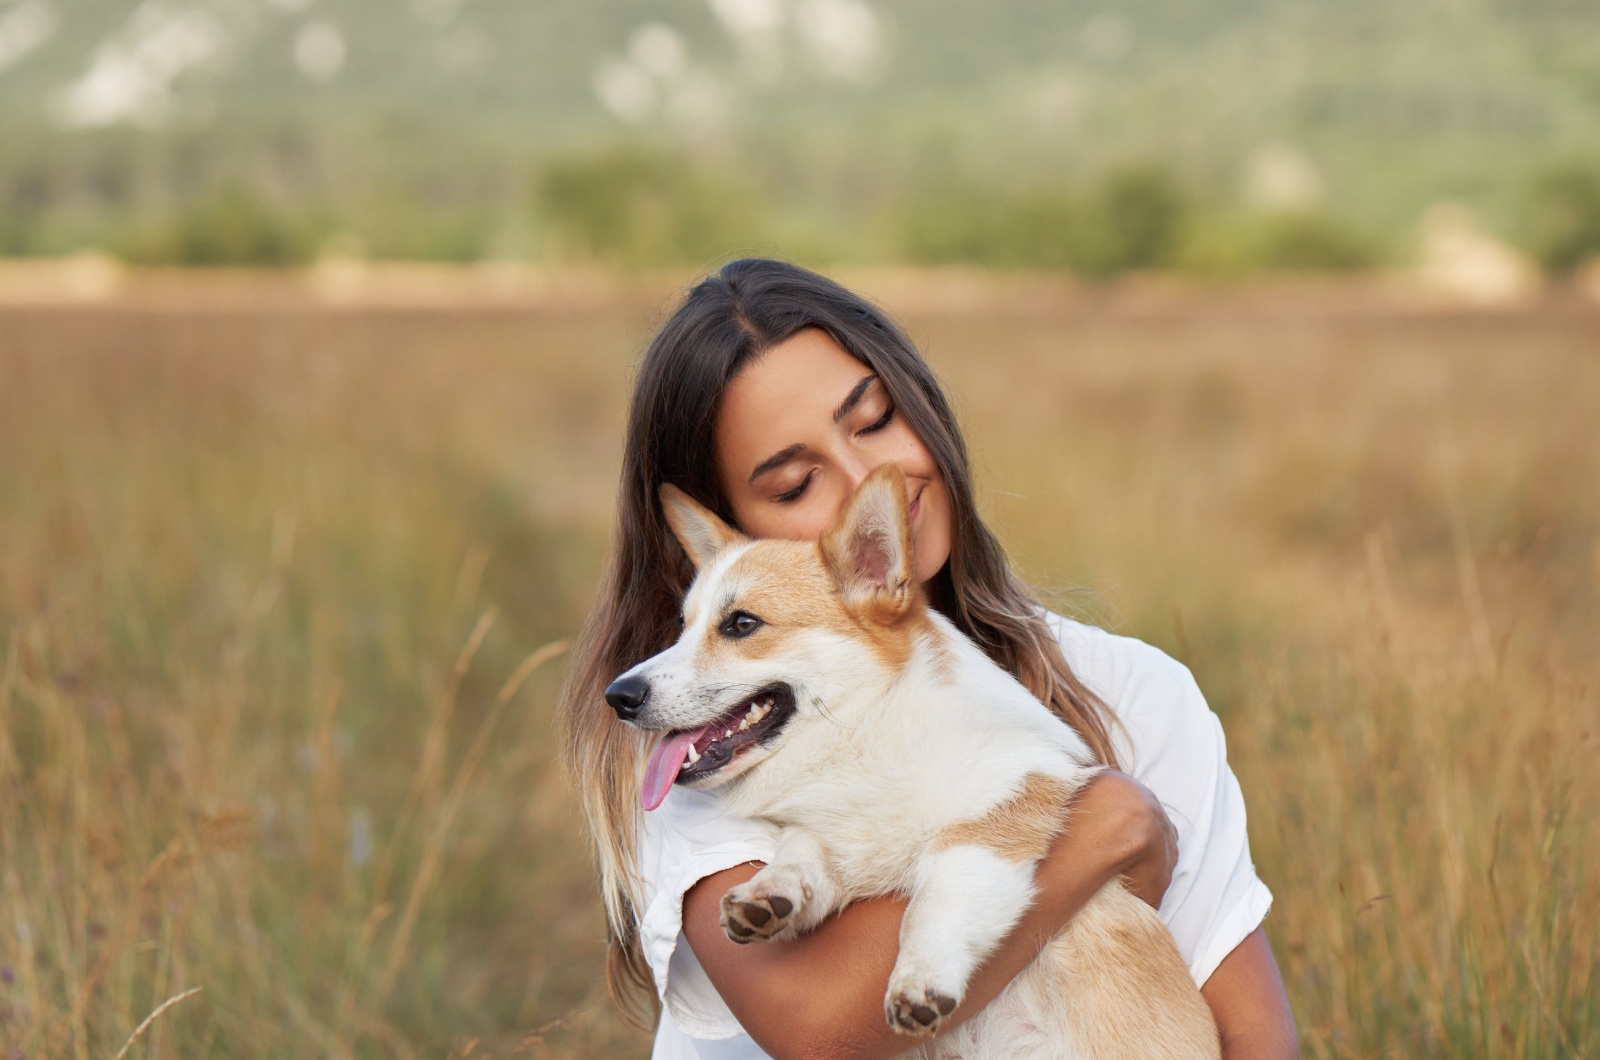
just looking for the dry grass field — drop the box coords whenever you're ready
[1,272,1596,1058]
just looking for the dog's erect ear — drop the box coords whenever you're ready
[821,464,915,621]
[660,484,747,570]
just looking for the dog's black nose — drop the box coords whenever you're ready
[605,673,651,720]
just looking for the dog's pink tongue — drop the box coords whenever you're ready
[642,731,698,811]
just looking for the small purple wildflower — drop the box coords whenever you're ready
[0,967,12,984]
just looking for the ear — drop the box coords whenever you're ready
[660,484,747,570]
[821,464,915,620]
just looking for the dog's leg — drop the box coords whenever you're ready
[720,827,840,944]
[884,844,1036,1038]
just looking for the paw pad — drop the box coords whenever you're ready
[886,989,957,1037]
[719,887,801,944]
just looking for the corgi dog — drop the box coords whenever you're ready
[606,465,1220,1059]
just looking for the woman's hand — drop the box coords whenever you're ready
[1094,767,1180,908]
[681,769,1178,1060]
[1070,775,1297,1057]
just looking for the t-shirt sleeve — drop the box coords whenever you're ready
[636,788,781,1040]
[1053,617,1274,986]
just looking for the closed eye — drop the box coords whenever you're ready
[775,470,815,504]
[858,401,894,435]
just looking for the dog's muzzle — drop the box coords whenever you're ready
[605,673,650,721]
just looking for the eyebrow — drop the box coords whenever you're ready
[833,374,877,423]
[747,443,804,487]
[746,374,879,488]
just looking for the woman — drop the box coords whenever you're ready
[558,259,1297,1058]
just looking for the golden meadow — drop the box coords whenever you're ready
[1,273,1595,1057]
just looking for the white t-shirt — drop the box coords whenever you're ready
[635,615,1274,1059]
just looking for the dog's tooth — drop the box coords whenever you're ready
[738,717,751,732]
[685,744,700,766]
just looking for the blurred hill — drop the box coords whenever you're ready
[2,0,1599,269]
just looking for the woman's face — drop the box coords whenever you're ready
[715,327,953,585]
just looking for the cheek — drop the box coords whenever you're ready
[913,480,954,583]
[883,423,936,470]
[869,427,949,580]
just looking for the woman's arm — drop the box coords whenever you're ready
[682,770,1175,1060]
[1200,926,1298,1059]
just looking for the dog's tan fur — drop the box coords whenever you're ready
[712,546,918,672]
[936,771,1074,863]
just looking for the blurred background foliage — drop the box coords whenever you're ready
[1,0,1599,274]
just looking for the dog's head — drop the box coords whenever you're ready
[608,464,924,810]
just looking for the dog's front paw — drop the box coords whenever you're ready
[884,975,959,1038]
[720,869,810,944]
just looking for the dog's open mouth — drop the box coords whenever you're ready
[641,684,795,810]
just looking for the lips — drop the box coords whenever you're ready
[640,684,796,810]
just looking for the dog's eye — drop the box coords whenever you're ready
[720,611,764,639]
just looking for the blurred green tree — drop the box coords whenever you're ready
[898,186,1005,266]
[0,157,64,256]
[1250,211,1375,271]
[1524,162,1600,275]
[1072,164,1187,277]
[535,150,763,268]
[1180,208,1375,275]
[898,166,1187,277]
[113,183,316,266]
[996,191,1080,270]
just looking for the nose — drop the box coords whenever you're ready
[604,673,651,720]
[839,453,877,495]
[843,458,913,503]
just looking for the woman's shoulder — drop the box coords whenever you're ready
[1042,611,1218,773]
[1045,613,1197,705]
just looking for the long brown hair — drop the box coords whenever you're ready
[556,258,1120,1027]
